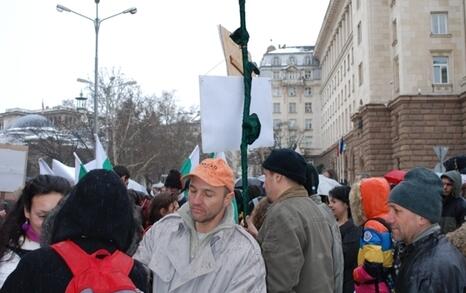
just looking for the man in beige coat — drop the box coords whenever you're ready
[134,158,266,293]
[252,149,343,293]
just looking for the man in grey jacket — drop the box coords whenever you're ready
[440,170,466,233]
[134,158,266,293]
[254,149,343,293]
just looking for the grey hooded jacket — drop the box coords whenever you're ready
[440,171,466,233]
[134,203,266,293]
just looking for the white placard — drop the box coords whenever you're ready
[0,144,28,192]
[199,75,274,153]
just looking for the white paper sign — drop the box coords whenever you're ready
[0,144,28,192]
[199,76,274,153]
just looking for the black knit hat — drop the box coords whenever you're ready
[164,169,182,189]
[51,169,135,251]
[329,185,351,205]
[262,149,307,186]
[389,167,443,223]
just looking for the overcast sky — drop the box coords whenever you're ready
[0,0,330,113]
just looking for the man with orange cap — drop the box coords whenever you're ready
[134,158,266,293]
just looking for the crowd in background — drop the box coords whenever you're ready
[0,149,465,292]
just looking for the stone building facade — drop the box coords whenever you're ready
[314,0,466,183]
[259,45,322,156]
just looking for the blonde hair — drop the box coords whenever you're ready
[349,180,364,226]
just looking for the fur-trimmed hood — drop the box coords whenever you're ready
[349,177,390,226]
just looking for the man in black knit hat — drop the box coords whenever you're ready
[254,148,343,293]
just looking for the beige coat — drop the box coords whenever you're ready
[258,186,343,293]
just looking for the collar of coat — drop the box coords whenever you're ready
[275,185,309,204]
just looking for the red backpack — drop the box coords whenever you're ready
[51,240,139,293]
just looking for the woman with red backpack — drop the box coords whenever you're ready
[0,169,149,293]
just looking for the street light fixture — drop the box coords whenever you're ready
[56,1,137,139]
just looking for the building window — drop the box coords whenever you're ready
[392,19,398,45]
[358,62,363,86]
[305,70,312,80]
[272,87,281,97]
[305,119,312,130]
[431,12,448,34]
[393,56,400,92]
[289,102,297,113]
[357,22,362,44]
[273,102,281,113]
[273,71,280,79]
[305,102,312,113]
[303,136,312,148]
[272,56,281,66]
[304,55,311,65]
[288,56,296,65]
[288,119,297,129]
[357,0,360,9]
[288,87,297,97]
[352,74,355,92]
[304,87,312,97]
[273,119,281,129]
[347,54,350,71]
[433,56,449,84]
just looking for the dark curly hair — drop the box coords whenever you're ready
[0,175,71,260]
[146,192,178,227]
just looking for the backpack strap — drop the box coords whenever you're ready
[51,240,109,276]
[108,250,134,276]
[363,217,391,232]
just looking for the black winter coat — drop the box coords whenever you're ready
[0,240,149,293]
[396,230,466,293]
[340,219,360,293]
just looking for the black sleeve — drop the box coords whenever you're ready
[1,248,70,293]
[1,253,37,292]
[130,260,150,292]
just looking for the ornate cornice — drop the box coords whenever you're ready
[314,0,348,59]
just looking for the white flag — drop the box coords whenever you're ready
[38,158,54,175]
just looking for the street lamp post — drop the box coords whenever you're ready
[56,1,137,138]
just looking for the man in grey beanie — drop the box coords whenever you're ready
[387,167,466,292]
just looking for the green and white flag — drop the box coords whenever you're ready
[180,145,200,176]
[73,152,88,182]
[95,134,113,170]
[209,151,226,161]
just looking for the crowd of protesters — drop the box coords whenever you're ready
[0,149,465,292]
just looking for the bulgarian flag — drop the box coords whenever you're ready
[179,145,200,203]
[95,134,113,170]
[180,145,200,176]
[209,151,226,161]
[74,152,88,182]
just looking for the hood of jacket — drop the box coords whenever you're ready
[50,169,136,252]
[441,170,462,197]
[350,177,390,226]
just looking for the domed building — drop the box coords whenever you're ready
[9,114,53,129]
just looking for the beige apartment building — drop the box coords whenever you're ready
[314,0,466,182]
[259,45,322,157]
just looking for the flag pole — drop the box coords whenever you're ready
[230,0,261,216]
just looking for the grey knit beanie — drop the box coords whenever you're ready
[389,167,442,223]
